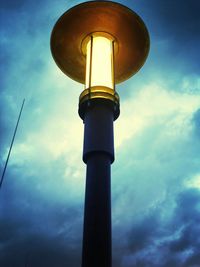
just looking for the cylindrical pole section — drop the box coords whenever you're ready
[81,101,115,267]
[82,153,111,267]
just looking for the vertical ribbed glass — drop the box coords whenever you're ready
[85,36,114,89]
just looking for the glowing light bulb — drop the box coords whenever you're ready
[85,36,114,89]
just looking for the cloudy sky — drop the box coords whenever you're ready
[1,0,200,266]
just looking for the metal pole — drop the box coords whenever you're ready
[81,101,114,267]
[0,99,25,189]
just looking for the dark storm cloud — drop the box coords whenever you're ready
[112,189,200,267]
[147,0,200,75]
[169,203,199,254]
[125,0,200,42]
[175,189,200,223]
[0,46,11,89]
[0,0,25,10]
[164,190,200,267]
[0,230,82,267]
[127,213,159,253]
[123,0,200,78]
[0,163,83,267]
[116,0,200,98]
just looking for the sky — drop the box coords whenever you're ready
[0,0,200,266]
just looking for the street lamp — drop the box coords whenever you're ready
[50,1,149,267]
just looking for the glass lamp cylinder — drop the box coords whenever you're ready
[85,36,114,90]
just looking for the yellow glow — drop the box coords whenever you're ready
[85,36,113,89]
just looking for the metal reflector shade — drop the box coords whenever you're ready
[50,1,150,85]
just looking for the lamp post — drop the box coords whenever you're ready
[50,1,150,267]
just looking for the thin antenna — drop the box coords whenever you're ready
[0,98,25,189]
